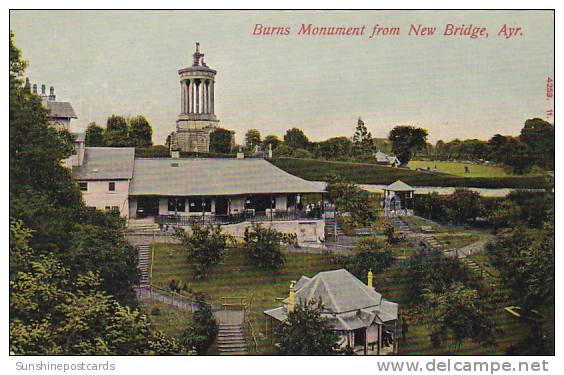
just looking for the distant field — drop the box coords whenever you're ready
[271,158,548,189]
[408,160,511,178]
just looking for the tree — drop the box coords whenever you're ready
[284,127,309,149]
[339,237,394,280]
[263,134,281,150]
[423,282,494,353]
[245,129,262,150]
[210,127,233,153]
[519,118,554,170]
[180,297,218,355]
[443,189,482,224]
[486,224,554,311]
[315,136,352,160]
[85,122,105,146]
[129,115,153,147]
[388,126,429,165]
[352,117,374,154]
[275,299,340,355]
[326,177,377,226]
[174,225,229,278]
[106,114,128,133]
[243,225,295,270]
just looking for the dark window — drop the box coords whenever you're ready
[188,197,211,212]
[108,182,115,192]
[79,182,88,191]
[168,198,185,212]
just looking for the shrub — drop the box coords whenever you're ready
[243,225,295,270]
[180,298,218,355]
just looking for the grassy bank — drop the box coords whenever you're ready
[271,158,548,189]
[150,243,532,355]
[407,160,511,178]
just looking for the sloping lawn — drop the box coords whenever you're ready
[407,160,511,178]
[150,243,533,355]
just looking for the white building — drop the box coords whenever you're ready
[374,150,401,167]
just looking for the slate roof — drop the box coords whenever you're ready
[45,101,77,119]
[288,269,382,314]
[384,180,415,192]
[73,147,135,180]
[128,158,326,196]
[264,269,399,330]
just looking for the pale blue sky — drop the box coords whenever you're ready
[10,10,554,144]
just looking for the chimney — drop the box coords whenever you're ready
[41,84,46,95]
[32,84,37,94]
[287,281,296,313]
[367,270,374,289]
[49,86,56,101]
[171,149,180,159]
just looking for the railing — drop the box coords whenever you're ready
[155,209,323,227]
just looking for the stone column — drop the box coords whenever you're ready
[205,80,210,114]
[195,80,200,114]
[181,80,186,114]
[210,81,215,114]
[186,79,192,113]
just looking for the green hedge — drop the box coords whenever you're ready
[271,158,549,189]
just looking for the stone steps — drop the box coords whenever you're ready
[137,245,151,286]
[217,323,247,355]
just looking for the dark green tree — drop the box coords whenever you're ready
[519,118,554,170]
[423,282,494,353]
[106,114,128,133]
[85,122,106,146]
[326,177,377,226]
[275,299,340,355]
[486,224,554,311]
[263,134,281,150]
[388,126,429,165]
[174,225,230,278]
[245,128,262,150]
[243,224,295,270]
[339,237,394,280]
[129,115,153,147]
[352,117,374,154]
[210,127,233,153]
[315,136,352,160]
[180,297,218,355]
[283,127,309,149]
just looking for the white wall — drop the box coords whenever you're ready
[80,179,130,218]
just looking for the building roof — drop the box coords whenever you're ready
[73,147,135,180]
[44,100,77,119]
[384,180,415,192]
[264,269,399,330]
[289,269,382,314]
[128,158,326,196]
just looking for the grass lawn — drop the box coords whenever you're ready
[150,242,536,355]
[408,160,511,178]
[271,157,548,189]
[141,298,192,339]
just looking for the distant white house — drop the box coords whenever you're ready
[374,150,401,167]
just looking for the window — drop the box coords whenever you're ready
[108,182,116,192]
[168,198,185,212]
[188,197,211,213]
[78,182,88,191]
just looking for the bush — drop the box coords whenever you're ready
[150,307,161,316]
[174,225,230,279]
[336,237,394,280]
[243,225,295,270]
[180,298,218,355]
